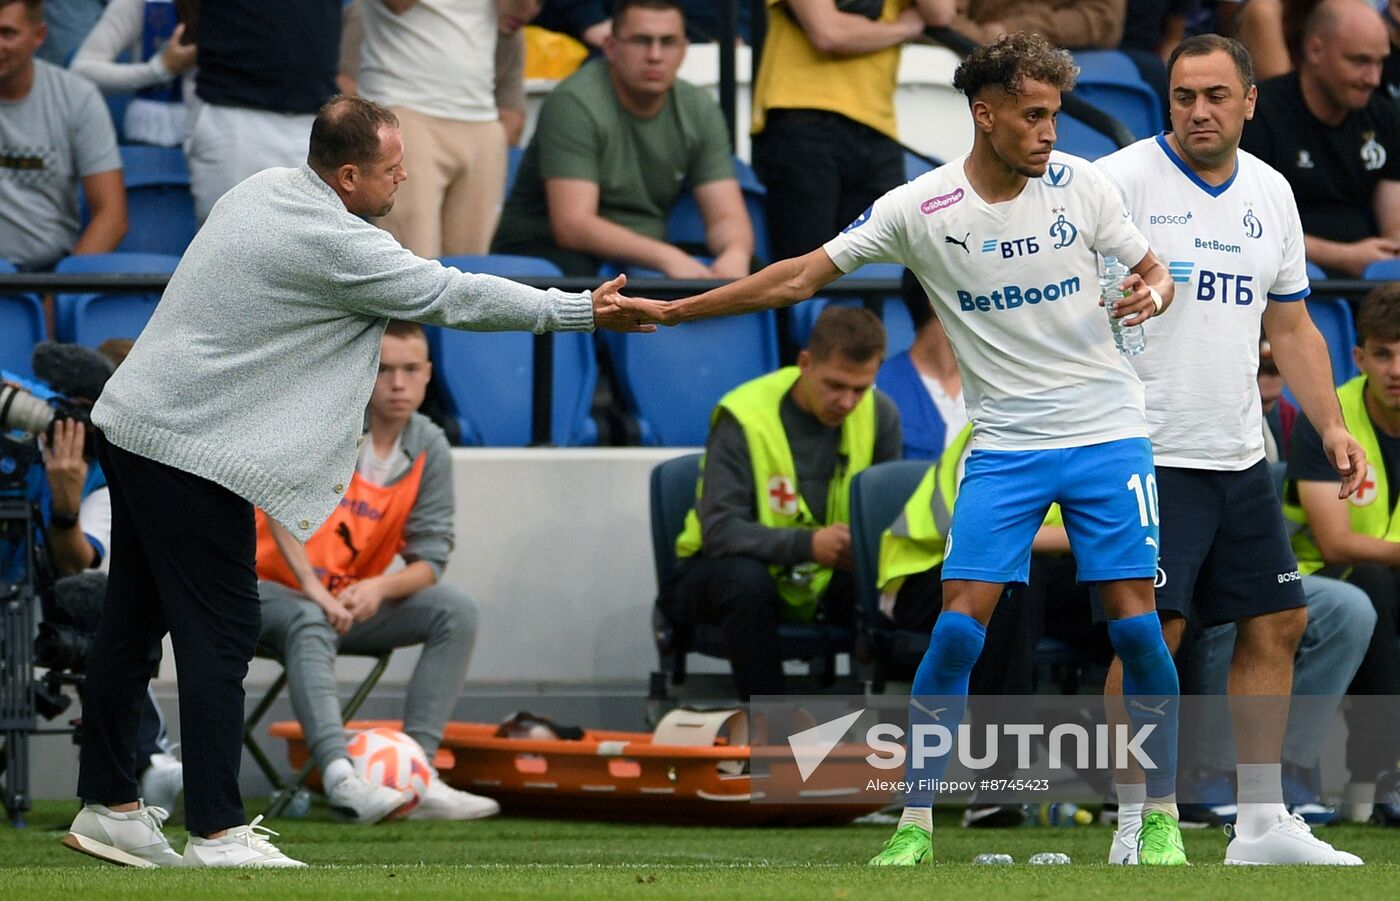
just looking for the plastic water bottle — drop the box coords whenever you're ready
[973,853,1014,865]
[1100,255,1146,356]
[284,788,311,818]
[1038,802,1093,826]
[1029,852,1073,865]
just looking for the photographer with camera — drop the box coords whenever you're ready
[1,343,183,820]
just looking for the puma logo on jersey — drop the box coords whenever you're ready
[945,232,971,253]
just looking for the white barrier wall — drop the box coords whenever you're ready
[227,447,700,691]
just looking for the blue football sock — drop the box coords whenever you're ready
[905,610,986,807]
[1108,611,1179,799]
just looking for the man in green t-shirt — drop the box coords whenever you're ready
[491,0,753,277]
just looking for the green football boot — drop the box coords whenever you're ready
[1137,810,1189,866]
[868,824,932,866]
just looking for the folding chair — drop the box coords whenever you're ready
[243,647,394,817]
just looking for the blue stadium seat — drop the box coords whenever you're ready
[848,460,934,689]
[648,453,855,699]
[53,252,180,346]
[0,259,45,379]
[1305,260,1358,384]
[1070,50,1165,141]
[1053,112,1120,160]
[603,309,779,446]
[432,255,598,446]
[904,151,939,182]
[506,145,524,194]
[788,264,916,357]
[1362,258,1400,281]
[116,144,198,255]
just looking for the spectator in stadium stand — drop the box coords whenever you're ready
[750,1,955,265]
[1284,282,1400,828]
[875,269,966,461]
[491,0,755,278]
[658,306,902,700]
[1118,0,1195,100]
[1238,0,1400,277]
[0,0,126,272]
[339,0,541,148]
[533,0,612,50]
[186,0,341,222]
[255,321,499,825]
[352,1,508,258]
[952,0,1127,49]
[1382,0,1400,99]
[69,0,197,148]
[496,0,544,147]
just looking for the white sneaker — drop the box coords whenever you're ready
[325,773,415,824]
[183,815,307,867]
[62,802,183,868]
[138,752,184,813]
[406,775,500,821]
[1224,813,1364,865]
[1109,825,1140,865]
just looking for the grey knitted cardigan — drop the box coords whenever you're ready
[93,164,594,537]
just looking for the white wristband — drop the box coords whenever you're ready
[1147,286,1164,316]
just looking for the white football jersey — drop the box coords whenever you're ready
[1098,136,1309,470]
[824,151,1151,450]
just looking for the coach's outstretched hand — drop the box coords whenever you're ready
[592,275,665,333]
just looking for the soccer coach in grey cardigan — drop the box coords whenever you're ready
[63,96,652,869]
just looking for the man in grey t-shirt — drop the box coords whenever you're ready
[0,0,126,271]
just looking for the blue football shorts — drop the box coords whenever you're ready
[941,437,1160,585]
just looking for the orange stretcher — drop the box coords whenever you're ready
[269,709,889,826]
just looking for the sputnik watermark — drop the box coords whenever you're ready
[787,710,1157,783]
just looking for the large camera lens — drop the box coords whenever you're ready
[0,384,56,436]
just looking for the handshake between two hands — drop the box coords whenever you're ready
[588,274,679,333]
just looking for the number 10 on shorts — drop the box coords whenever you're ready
[1126,472,1159,527]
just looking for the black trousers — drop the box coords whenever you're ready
[659,555,854,701]
[78,437,260,834]
[1317,562,1400,779]
[752,109,906,262]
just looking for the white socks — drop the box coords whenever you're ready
[1236,763,1289,839]
[899,805,933,833]
[322,758,354,792]
[1116,781,1146,833]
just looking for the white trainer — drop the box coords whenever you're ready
[1109,826,1140,865]
[406,776,501,821]
[1224,813,1364,865]
[62,802,183,868]
[183,815,306,867]
[138,752,184,814]
[325,773,415,824]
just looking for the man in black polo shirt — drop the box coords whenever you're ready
[1240,0,1400,278]
[187,0,341,221]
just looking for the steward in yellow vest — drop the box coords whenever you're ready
[1286,375,1400,574]
[659,306,900,699]
[1277,281,1400,793]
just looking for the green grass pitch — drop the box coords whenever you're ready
[5,801,1398,899]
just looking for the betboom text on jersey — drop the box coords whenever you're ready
[956,276,1082,312]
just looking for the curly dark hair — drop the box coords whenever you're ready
[952,32,1078,104]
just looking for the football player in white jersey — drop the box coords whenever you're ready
[1098,34,1365,866]
[622,33,1189,865]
